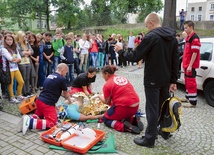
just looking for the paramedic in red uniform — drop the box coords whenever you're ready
[182,20,201,108]
[17,63,73,135]
[98,65,143,134]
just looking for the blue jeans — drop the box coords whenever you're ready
[66,64,75,85]
[90,52,98,67]
[38,60,45,87]
[98,52,105,69]
[180,19,184,31]
[53,56,61,72]
[43,60,53,77]
[105,54,109,65]
[74,58,80,75]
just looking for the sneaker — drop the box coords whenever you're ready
[17,116,24,133]
[124,121,140,134]
[22,115,31,135]
[182,102,196,108]
[180,98,190,103]
[10,97,20,104]
[16,95,26,101]
[133,115,144,131]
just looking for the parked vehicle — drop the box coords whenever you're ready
[177,38,214,107]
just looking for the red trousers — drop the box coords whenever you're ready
[31,99,57,130]
[184,68,197,105]
[103,105,139,132]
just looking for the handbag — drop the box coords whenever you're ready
[0,52,11,85]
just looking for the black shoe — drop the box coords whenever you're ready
[133,115,144,131]
[124,121,140,134]
[158,130,173,140]
[26,93,32,96]
[133,136,154,148]
[0,105,3,111]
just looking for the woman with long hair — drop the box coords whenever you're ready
[1,34,25,103]
[16,31,34,96]
[28,33,40,93]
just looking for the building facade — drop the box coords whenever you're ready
[187,0,214,21]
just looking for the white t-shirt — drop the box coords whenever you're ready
[128,36,135,48]
[1,48,21,72]
[78,39,91,54]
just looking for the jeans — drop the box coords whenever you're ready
[98,52,105,69]
[53,56,61,72]
[43,60,53,77]
[105,54,109,65]
[38,60,45,87]
[66,64,75,85]
[180,19,184,31]
[19,64,31,95]
[74,58,80,75]
[90,52,98,67]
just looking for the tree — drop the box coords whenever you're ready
[1,0,56,31]
[162,0,177,30]
[90,0,112,26]
[137,0,163,22]
[56,0,83,29]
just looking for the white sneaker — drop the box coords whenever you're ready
[16,95,26,101]
[17,116,24,133]
[10,97,20,104]
[22,115,31,135]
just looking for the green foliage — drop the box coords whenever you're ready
[56,0,83,29]
[102,27,148,40]
[137,0,163,22]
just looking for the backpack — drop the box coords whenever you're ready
[158,94,182,133]
[0,49,11,85]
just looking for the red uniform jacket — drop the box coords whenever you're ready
[182,32,201,69]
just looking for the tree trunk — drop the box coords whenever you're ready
[162,0,177,30]
[67,20,71,30]
[39,13,42,32]
[45,0,50,31]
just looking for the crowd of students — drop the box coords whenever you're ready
[0,29,144,104]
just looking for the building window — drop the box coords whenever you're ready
[41,21,43,29]
[198,15,202,21]
[210,15,214,21]
[211,4,214,10]
[191,15,194,21]
[199,6,202,11]
[191,7,195,12]
[37,20,40,28]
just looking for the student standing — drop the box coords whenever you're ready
[182,21,201,108]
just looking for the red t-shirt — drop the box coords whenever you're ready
[134,38,141,46]
[90,40,98,52]
[103,75,139,106]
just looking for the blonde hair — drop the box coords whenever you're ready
[145,13,161,26]
[16,31,28,50]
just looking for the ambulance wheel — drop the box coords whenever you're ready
[204,81,214,107]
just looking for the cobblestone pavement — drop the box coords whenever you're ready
[0,65,214,155]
